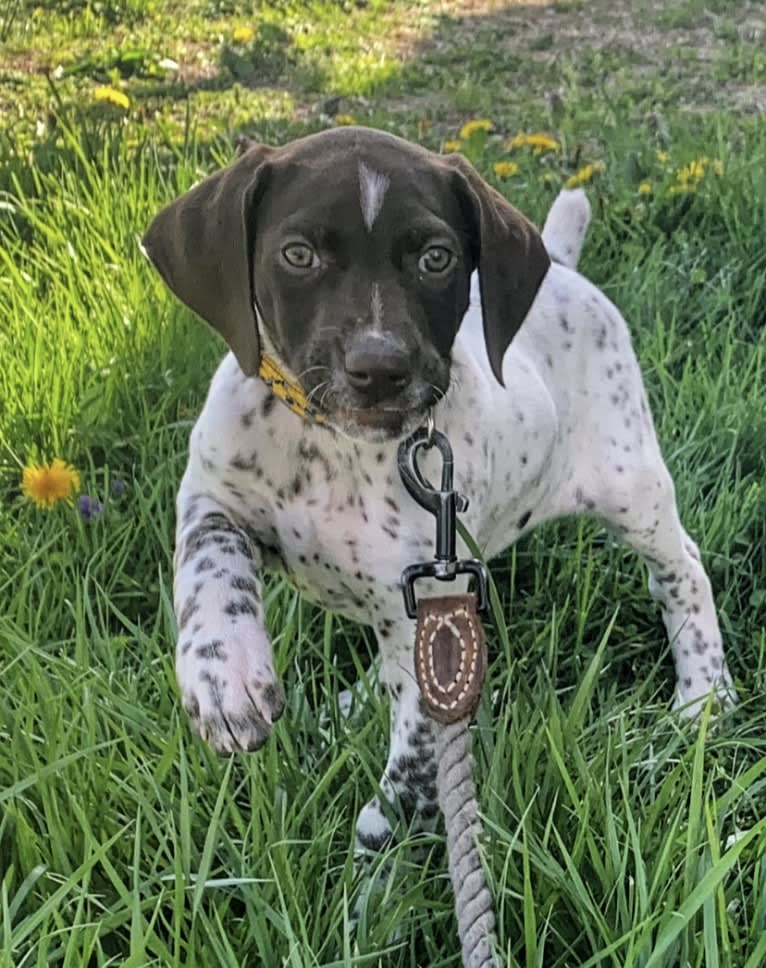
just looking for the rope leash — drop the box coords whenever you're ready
[255,354,499,962]
[436,720,496,968]
[398,429,499,968]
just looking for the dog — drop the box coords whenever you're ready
[143,126,734,851]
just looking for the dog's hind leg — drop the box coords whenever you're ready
[587,447,736,716]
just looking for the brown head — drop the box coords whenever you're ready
[143,126,549,440]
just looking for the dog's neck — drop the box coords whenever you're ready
[254,309,328,427]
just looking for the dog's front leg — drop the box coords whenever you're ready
[173,488,284,755]
[355,619,439,851]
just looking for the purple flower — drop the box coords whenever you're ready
[111,478,127,497]
[78,494,103,521]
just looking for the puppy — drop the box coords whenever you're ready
[143,126,734,849]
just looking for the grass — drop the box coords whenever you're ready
[2,0,766,964]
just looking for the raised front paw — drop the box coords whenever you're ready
[179,658,285,755]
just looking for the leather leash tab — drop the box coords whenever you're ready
[415,593,487,724]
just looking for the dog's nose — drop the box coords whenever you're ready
[344,334,410,402]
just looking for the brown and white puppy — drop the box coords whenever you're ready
[145,128,548,441]
[144,127,734,851]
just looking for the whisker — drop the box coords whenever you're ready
[296,364,331,382]
[306,380,329,406]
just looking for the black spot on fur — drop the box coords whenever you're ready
[230,452,255,471]
[178,596,200,631]
[230,575,260,598]
[196,639,226,660]
[223,598,260,619]
[184,694,200,719]
[356,827,392,852]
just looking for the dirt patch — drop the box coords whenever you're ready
[387,0,766,113]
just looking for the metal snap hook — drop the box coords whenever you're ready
[397,421,489,618]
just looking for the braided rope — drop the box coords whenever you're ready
[434,719,498,968]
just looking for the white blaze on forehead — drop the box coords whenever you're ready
[370,283,384,332]
[358,161,390,232]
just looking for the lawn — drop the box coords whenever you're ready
[2,0,766,964]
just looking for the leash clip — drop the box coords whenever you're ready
[397,425,489,619]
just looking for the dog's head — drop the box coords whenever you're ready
[143,127,549,440]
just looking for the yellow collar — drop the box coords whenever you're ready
[257,353,327,425]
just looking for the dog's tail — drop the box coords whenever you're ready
[541,188,591,270]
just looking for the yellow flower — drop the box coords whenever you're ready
[459,119,493,139]
[671,157,724,192]
[565,161,604,188]
[508,132,559,152]
[22,459,80,508]
[93,85,130,110]
[676,159,707,184]
[334,114,356,126]
[493,160,519,178]
[443,139,463,152]
[656,150,670,163]
[638,181,652,195]
[232,25,255,43]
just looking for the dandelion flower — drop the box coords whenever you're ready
[656,150,670,164]
[676,159,707,184]
[443,139,463,152]
[232,25,255,44]
[22,459,80,508]
[493,160,519,178]
[508,132,559,152]
[638,181,652,195]
[565,161,604,188]
[459,119,493,139]
[334,114,356,126]
[93,85,130,110]
[671,157,713,195]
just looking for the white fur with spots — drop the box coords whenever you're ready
[172,189,735,851]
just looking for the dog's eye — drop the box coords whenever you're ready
[418,246,453,274]
[282,243,318,269]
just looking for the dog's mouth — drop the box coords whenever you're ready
[330,403,431,441]
[298,366,448,441]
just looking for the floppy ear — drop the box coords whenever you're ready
[142,142,272,377]
[444,154,550,385]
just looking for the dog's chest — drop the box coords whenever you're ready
[261,464,435,620]
[270,477,432,618]
[198,390,438,618]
